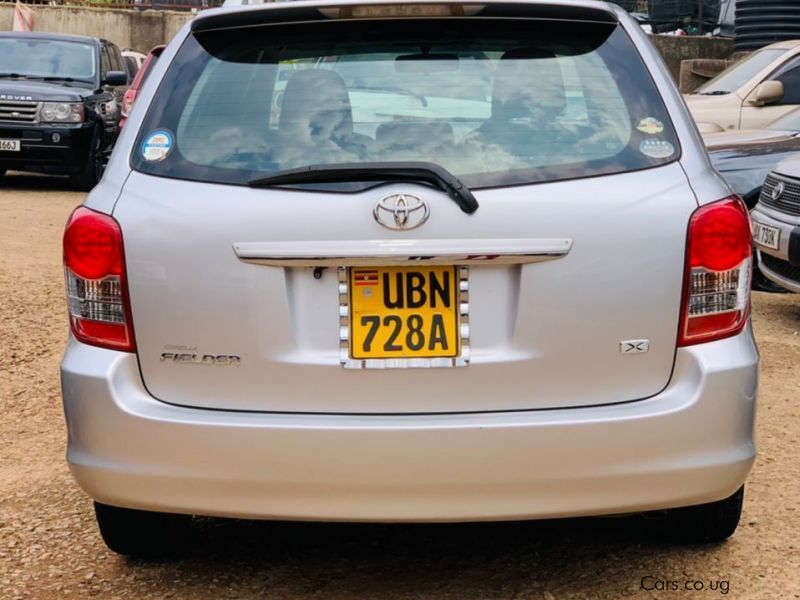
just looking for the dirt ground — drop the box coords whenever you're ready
[1,172,799,600]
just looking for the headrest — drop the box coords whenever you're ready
[278,69,354,141]
[375,122,455,149]
[491,48,567,123]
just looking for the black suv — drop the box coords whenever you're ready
[0,32,129,190]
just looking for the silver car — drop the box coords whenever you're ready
[61,0,758,557]
[751,156,800,292]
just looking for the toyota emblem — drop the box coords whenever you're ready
[374,194,429,230]
[772,181,785,202]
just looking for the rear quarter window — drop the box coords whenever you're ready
[132,18,680,189]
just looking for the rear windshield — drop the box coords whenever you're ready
[132,19,680,189]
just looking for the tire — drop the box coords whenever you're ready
[69,133,103,191]
[650,486,744,544]
[0,168,6,177]
[94,502,192,558]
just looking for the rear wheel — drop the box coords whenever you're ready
[650,486,744,543]
[94,502,191,558]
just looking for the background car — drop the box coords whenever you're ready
[122,49,147,70]
[0,32,129,189]
[685,40,800,132]
[120,45,165,129]
[704,108,800,291]
[751,156,800,292]
[122,54,139,84]
[706,107,800,208]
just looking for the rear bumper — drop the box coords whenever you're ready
[0,122,94,175]
[61,329,758,522]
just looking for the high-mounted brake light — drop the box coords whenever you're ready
[326,4,480,18]
[63,207,135,352]
[678,197,752,346]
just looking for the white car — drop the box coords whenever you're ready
[61,0,758,557]
[685,40,800,132]
[121,49,147,70]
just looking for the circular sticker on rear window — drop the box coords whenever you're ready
[639,138,675,159]
[141,129,174,162]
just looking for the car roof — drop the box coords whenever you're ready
[761,39,800,50]
[0,31,102,45]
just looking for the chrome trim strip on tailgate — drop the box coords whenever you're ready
[233,238,573,267]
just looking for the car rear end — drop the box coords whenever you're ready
[60,0,757,544]
[120,45,165,130]
[751,161,800,292]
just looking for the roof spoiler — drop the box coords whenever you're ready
[192,0,619,33]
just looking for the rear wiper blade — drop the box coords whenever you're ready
[0,72,27,79]
[248,161,479,214]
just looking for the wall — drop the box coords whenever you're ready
[0,3,192,51]
[0,3,736,72]
[650,35,736,82]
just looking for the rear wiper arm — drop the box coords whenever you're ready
[248,161,479,214]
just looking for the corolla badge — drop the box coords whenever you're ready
[374,194,429,230]
[772,181,785,202]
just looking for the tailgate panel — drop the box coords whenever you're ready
[118,164,695,413]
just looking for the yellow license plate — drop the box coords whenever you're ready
[349,266,460,359]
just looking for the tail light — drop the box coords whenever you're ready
[679,197,752,346]
[63,207,135,352]
[121,88,136,119]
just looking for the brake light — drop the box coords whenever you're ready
[678,197,752,346]
[347,4,460,17]
[63,207,135,352]
[121,88,136,118]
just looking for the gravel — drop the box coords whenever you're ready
[1,172,799,599]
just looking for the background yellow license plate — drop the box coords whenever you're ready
[349,266,460,359]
